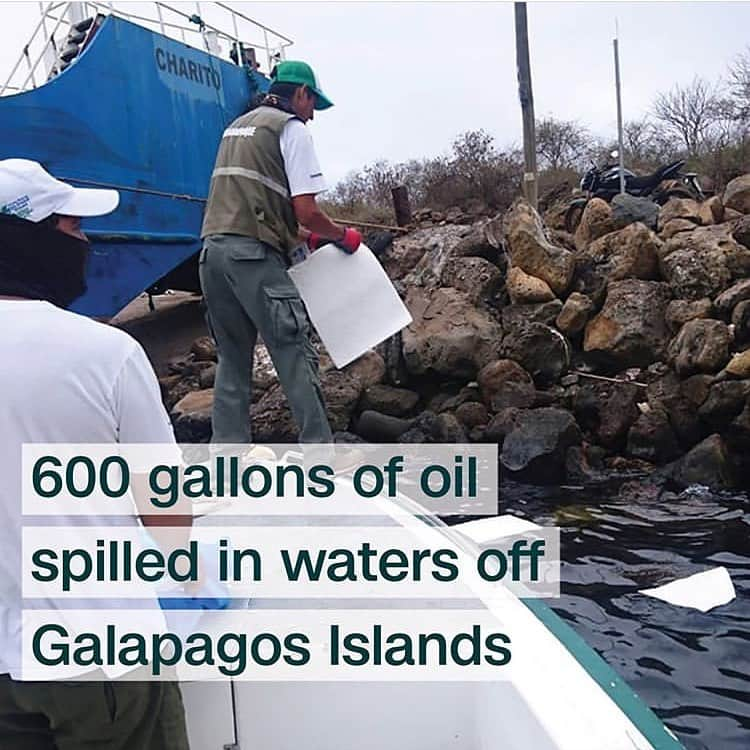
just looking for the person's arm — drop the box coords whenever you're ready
[292,194,345,241]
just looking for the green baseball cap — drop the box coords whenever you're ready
[271,60,334,110]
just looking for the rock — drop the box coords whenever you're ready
[646,372,702,448]
[724,208,744,222]
[584,280,672,369]
[610,193,659,231]
[670,434,735,489]
[733,215,750,248]
[573,380,640,448]
[506,266,556,304]
[250,385,297,442]
[659,224,750,301]
[455,401,490,427]
[398,411,442,444]
[501,300,563,329]
[360,384,419,417]
[698,196,724,226]
[682,374,714,407]
[714,278,750,315]
[343,350,386,389]
[659,218,697,240]
[732,300,750,345]
[556,292,594,336]
[723,174,750,214]
[500,407,582,482]
[355,410,415,442]
[435,413,469,442]
[384,224,470,283]
[582,222,661,281]
[501,323,570,386]
[484,408,526,444]
[543,203,570,231]
[697,381,750,429]
[503,200,575,295]
[477,359,536,411]
[665,298,713,333]
[171,389,214,442]
[199,362,217,389]
[564,443,605,484]
[626,409,681,463]
[321,370,363,432]
[668,319,732,376]
[574,197,617,251]
[253,342,278,392]
[433,386,482,413]
[402,287,503,379]
[440,257,503,303]
[190,336,217,362]
[658,198,702,230]
[725,349,750,378]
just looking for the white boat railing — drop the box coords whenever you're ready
[1,1,293,96]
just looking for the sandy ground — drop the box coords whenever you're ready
[111,292,208,375]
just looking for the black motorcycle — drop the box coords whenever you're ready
[564,156,705,233]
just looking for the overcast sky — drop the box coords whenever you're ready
[3,2,750,185]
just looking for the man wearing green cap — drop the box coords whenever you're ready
[200,60,362,445]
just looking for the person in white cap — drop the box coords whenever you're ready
[0,159,191,749]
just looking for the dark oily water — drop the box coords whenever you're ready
[503,480,750,750]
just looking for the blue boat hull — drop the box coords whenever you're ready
[0,15,268,317]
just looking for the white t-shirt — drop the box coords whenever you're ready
[0,300,175,677]
[279,119,327,197]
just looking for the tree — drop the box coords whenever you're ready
[652,77,723,156]
[729,47,750,124]
[535,117,595,171]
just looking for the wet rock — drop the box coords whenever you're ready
[665,298,713,333]
[574,198,617,251]
[506,266,556,304]
[171,389,213,442]
[398,411,441,443]
[659,219,697,241]
[573,380,640,448]
[477,359,536,411]
[435,412,469,442]
[500,407,582,482]
[342,350,386,388]
[583,280,672,369]
[611,193,659,231]
[190,336,217,362]
[501,323,570,386]
[733,214,750,248]
[658,197,702,229]
[732,300,750,345]
[681,374,714,407]
[556,292,594,336]
[659,224,750,301]
[697,380,750,429]
[723,174,750,214]
[668,319,731,376]
[725,349,750,378]
[401,287,503,379]
[670,434,735,489]
[581,222,661,282]
[714,278,750,315]
[360,384,419,417]
[455,401,490,427]
[321,370,363,432]
[484,408,526,444]
[501,300,563,329]
[626,409,681,463]
[697,195,724,226]
[355,410,415,442]
[441,257,503,303]
[503,200,575,295]
[646,372,702,448]
[564,443,605,484]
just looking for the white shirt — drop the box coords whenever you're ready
[279,119,327,197]
[0,300,174,677]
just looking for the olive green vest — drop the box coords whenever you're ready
[201,106,300,252]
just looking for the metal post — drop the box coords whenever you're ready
[613,33,625,194]
[514,2,538,210]
[391,185,412,227]
[156,3,166,36]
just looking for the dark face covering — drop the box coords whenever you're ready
[0,215,89,308]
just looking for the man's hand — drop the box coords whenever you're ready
[306,227,362,254]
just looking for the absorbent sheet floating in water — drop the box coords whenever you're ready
[288,243,412,368]
[638,566,735,612]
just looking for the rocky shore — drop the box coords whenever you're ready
[160,174,750,491]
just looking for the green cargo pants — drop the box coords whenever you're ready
[0,675,189,750]
[199,234,332,444]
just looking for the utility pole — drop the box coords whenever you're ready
[613,24,625,194]
[514,2,538,209]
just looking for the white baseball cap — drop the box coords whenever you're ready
[0,158,119,223]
